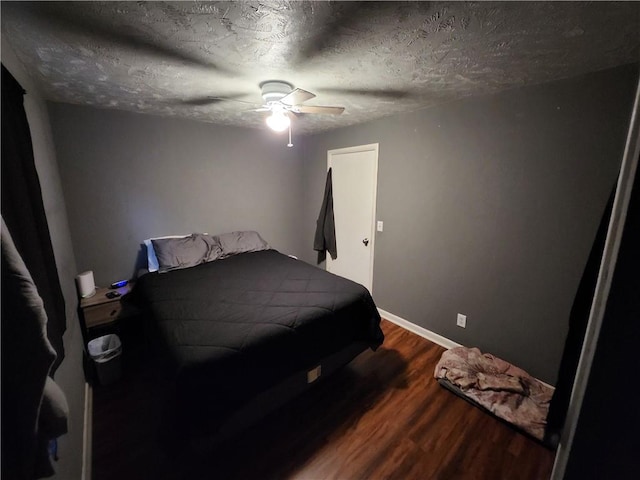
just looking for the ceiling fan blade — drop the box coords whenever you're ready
[280,88,316,106]
[292,105,345,115]
[319,88,411,100]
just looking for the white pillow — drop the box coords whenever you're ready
[144,233,209,272]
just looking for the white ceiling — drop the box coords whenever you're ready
[2,1,639,133]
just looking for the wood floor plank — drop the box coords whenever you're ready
[92,319,555,479]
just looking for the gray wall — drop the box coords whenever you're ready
[301,65,638,384]
[2,39,85,479]
[49,105,305,287]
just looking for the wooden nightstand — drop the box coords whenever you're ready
[80,283,138,331]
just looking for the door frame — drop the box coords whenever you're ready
[326,143,379,292]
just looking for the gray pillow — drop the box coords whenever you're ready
[202,234,223,263]
[152,233,220,272]
[214,231,270,258]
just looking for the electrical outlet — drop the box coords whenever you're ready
[457,313,467,328]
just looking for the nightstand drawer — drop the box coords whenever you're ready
[83,302,124,328]
[79,283,138,332]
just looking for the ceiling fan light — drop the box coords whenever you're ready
[266,110,290,132]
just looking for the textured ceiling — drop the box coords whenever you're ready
[2,1,639,133]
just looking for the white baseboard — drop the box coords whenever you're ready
[378,308,462,350]
[82,382,92,480]
[378,308,555,390]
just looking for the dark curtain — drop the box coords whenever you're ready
[564,161,640,478]
[2,218,69,479]
[1,64,66,372]
[544,185,616,443]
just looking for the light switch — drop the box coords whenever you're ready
[377,221,384,232]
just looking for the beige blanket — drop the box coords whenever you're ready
[435,347,553,440]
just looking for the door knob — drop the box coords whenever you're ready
[362,238,369,246]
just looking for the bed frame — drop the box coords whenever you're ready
[184,341,369,450]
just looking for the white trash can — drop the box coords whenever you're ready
[88,334,122,385]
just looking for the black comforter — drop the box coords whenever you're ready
[135,250,383,434]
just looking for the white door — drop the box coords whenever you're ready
[326,143,378,292]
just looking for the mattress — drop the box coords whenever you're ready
[134,249,383,435]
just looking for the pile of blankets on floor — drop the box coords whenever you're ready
[434,346,553,441]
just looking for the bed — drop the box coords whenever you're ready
[132,233,384,441]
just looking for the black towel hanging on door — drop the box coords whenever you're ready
[314,168,337,262]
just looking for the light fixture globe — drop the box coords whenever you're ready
[266,109,290,132]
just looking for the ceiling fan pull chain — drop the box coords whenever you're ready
[287,122,293,148]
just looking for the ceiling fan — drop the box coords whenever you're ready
[205,81,343,147]
[253,81,345,133]
[173,81,345,146]
[185,81,346,145]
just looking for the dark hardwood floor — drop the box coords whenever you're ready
[92,319,556,479]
